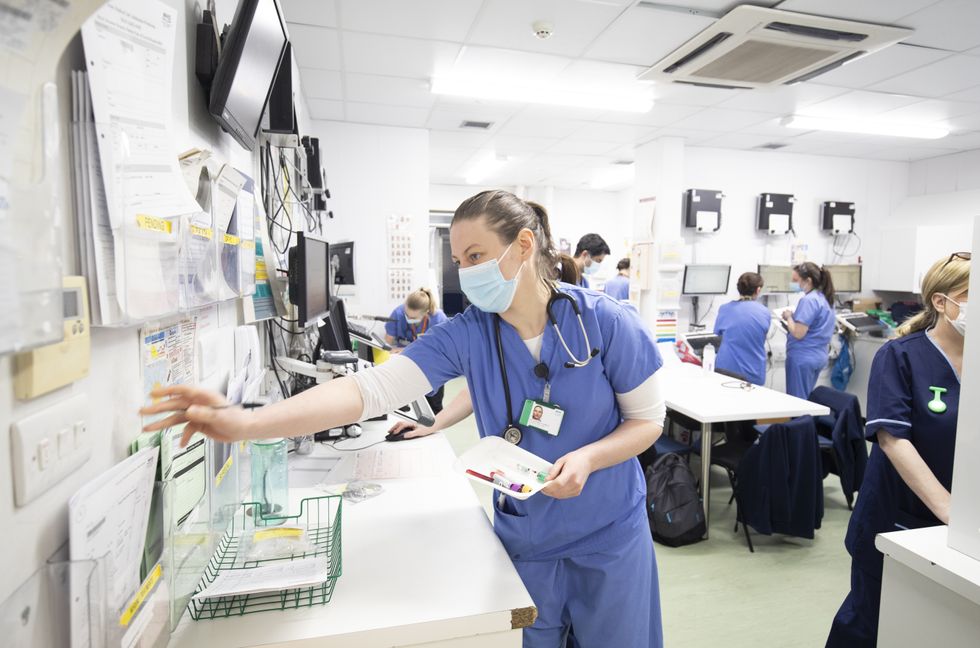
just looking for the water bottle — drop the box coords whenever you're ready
[250,438,288,524]
[702,344,716,373]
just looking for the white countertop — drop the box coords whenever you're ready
[877,526,980,607]
[659,361,830,423]
[169,426,535,647]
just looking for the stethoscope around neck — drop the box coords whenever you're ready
[493,287,599,444]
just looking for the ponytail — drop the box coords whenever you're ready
[557,254,581,285]
[896,255,970,337]
[795,262,835,305]
[406,287,437,315]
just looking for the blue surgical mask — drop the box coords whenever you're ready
[789,281,802,293]
[584,259,600,276]
[458,242,524,313]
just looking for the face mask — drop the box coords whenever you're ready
[406,317,423,325]
[583,259,600,276]
[458,242,524,313]
[942,295,968,336]
[789,281,802,293]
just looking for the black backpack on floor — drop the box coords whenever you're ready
[645,453,706,547]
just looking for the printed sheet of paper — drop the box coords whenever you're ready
[351,446,440,480]
[192,556,330,601]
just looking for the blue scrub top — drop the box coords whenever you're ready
[577,274,590,289]
[403,283,663,561]
[787,290,835,362]
[861,331,959,525]
[713,299,770,385]
[385,304,448,346]
[603,274,630,301]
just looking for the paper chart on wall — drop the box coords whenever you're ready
[140,318,197,424]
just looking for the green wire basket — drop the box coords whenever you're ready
[188,495,343,620]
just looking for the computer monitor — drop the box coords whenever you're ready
[327,297,353,352]
[682,265,731,295]
[208,0,289,151]
[288,232,330,327]
[825,264,862,293]
[329,242,355,286]
[757,264,795,294]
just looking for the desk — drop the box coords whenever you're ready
[877,526,980,647]
[659,362,830,538]
[169,424,536,647]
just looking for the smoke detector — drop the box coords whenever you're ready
[532,21,553,40]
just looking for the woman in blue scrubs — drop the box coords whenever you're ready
[142,190,667,648]
[713,272,771,385]
[827,253,969,647]
[603,258,631,301]
[782,262,836,398]
[385,288,449,412]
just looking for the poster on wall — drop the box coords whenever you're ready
[387,214,414,301]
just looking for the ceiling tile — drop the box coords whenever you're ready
[871,55,980,98]
[867,145,962,161]
[653,82,748,107]
[716,83,845,114]
[430,146,478,164]
[940,131,980,149]
[499,115,591,138]
[644,127,719,145]
[337,0,482,42]
[468,0,623,57]
[599,102,705,126]
[946,84,980,103]
[429,129,494,148]
[571,121,658,143]
[282,0,338,28]
[584,5,715,66]
[697,132,790,150]
[306,99,345,121]
[968,46,980,57]
[812,44,950,90]
[449,46,572,82]
[605,143,636,160]
[486,134,562,154]
[547,139,620,155]
[801,89,921,119]
[740,117,808,138]
[299,68,343,100]
[344,102,431,128]
[553,59,647,86]
[288,24,342,70]
[879,98,980,128]
[343,73,435,107]
[342,32,461,78]
[517,103,610,122]
[898,0,980,51]
[669,107,774,131]
[775,0,939,23]
[425,105,516,131]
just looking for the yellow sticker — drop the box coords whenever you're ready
[223,233,240,246]
[253,527,303,542]
[215,455,234,487]
[136,214,172,234]
[119,563,161,627]
[242,240,255,250]
[190,225,213,240]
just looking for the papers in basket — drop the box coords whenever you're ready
[192,556,329,601]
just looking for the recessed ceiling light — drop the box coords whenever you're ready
[782,115,949,139]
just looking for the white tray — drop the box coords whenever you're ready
[452,436,553,500]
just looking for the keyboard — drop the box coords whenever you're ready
[347,320,392,351]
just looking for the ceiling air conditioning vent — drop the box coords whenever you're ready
[460,120,493,130]
[638,5,911,89]
[755,142,789,150]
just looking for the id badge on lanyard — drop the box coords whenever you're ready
[518,398,565,436]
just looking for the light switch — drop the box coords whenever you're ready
[57,428,72,458]
[38,438,52,471]
[73,420,87,448]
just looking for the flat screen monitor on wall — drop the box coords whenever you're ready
[825,264,862,293]
[209,0,289,151]
[682,265,731,295]
[757,264,795,293]
[288,232,330,327]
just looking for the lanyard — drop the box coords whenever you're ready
[409,316,428,340]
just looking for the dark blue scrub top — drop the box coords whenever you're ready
[848,330,959,564]
[713,299,771,385]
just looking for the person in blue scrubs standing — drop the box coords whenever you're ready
[572,233,610,288]
[603,258,631,301]
[827,252,969,647]
[713,272,771,385]
[781,262,836,398]
[142,190,667,648]
[385,288,449,412]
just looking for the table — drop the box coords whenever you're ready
[169,423,536,648]
[659,361,830,538]
[877,526,980,647]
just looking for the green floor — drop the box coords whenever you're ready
[439,378,851,647]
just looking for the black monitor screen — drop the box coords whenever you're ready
[330,242,355,286]
[328,297,352,352]
[209,0,288,150]
[290,232,330,327]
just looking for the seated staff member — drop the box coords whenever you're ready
[604,258,631,301]
[384,288,449,412]
[713,272,771,385]
[141,190,667,648]
[827,253,969,647]
[781,262,836,398]
[572,233,610,288]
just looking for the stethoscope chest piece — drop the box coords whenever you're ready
[503,426,522,445]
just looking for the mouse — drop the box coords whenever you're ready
[385,426,418,442]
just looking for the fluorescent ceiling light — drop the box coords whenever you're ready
[592,164,635,190]
[782,115,949,140]
[464,150,509,185]
[431,77,653,113]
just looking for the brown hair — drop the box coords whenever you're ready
[557,253,581,284]
[736,272,764,298]
[452,190,560,285]
[795,262,836,305]
[405,287,436,315]
[896,255,970,337]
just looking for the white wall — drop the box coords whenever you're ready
[0,0,290,603]
[310,120,429,318]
